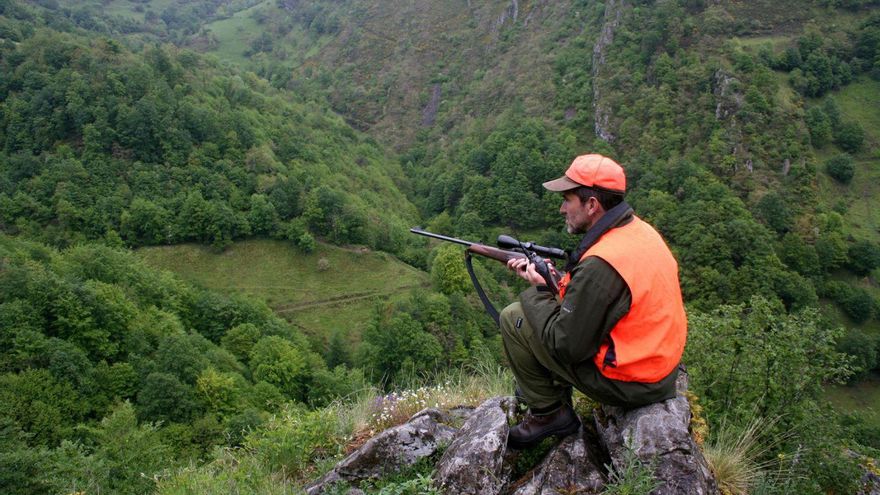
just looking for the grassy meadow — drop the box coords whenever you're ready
[201,1,270,65]
[815,77,880,244]
[827,372,880,429]
[137,239,430,342]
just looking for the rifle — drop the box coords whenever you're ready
[410,228,567,325]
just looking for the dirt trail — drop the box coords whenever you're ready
[271,282,430,313]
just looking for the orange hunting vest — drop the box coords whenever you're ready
[558,216,687,383]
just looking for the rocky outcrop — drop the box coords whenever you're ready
[494,0,520,31]
[434,397,517,495]
[592,0,627,142]
[421,84,442,127]
[510,426,606,495]
[712,69,751,173]
[595,374,717,495]
[305,408,456,494]
[309,372,717,494]
[713,69,743,121]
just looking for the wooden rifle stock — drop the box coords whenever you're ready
[465,244,526,264]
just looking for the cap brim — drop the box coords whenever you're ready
[542,175,581,192]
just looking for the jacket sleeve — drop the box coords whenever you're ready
[519,257,632,366]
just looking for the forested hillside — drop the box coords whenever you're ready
[2,0,880,493]
[0,234,363,493]
[0,1,419,257]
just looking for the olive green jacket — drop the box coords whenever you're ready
[519,210,679,407]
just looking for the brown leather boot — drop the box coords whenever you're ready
[507,404,581,449]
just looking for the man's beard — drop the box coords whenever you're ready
[566,219,591,235]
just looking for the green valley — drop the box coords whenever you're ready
[2,0,880,493]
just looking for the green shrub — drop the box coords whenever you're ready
[249,336,311,401]
[840,412,880,450]
[840,288,876,323]
[838,329,879,381]
[298,232,316,253]
[54,402,173,495]
[834,121,866,153]
[155,448,289,495]
[430,244,471,295]
[848,240,880,276]
[822,281,875,323]
[805,106,832,147]
[825,154,855,184]
[756,192,793,233]
[307,366,367,407]
[0,419,51,495]
[789,441,862,495]
[685,297,851,432]
[369,473,439,495]
[244,406,342,479]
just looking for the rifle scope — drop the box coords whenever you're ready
[496,235,567,260]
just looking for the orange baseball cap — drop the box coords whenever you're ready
[542,153,626,193]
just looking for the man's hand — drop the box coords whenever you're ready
[507,257,550,287]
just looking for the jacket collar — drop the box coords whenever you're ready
[564,202,633,272]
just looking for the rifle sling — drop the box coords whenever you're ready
[465,251,500,326]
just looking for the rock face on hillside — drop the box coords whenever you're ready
[307,372,718,495]
[592,0,627,142]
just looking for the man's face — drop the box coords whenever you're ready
[560,191,598,234]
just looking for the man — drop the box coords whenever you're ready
[501,153,687,449]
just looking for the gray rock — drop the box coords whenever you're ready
[592,0,627,142]
[509,426,606,495]
[448,405,475,423]
[595,372,717,495]
[434,396,517,495]
[305,408,456,495]
[713,69,744,121]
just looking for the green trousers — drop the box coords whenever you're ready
[500,302,575,409]
[500,302,679,409]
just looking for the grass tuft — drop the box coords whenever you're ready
[703,416,785,495]
[603,445,661,495]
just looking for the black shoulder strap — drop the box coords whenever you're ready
[465,251,500,326]
[564,201,633,272]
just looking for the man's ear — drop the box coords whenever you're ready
[588,196,606,215]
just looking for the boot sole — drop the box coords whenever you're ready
[507,418,581,450]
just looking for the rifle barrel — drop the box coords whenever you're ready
[409,228,474,247]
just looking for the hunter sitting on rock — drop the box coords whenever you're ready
[502,153,688,449]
